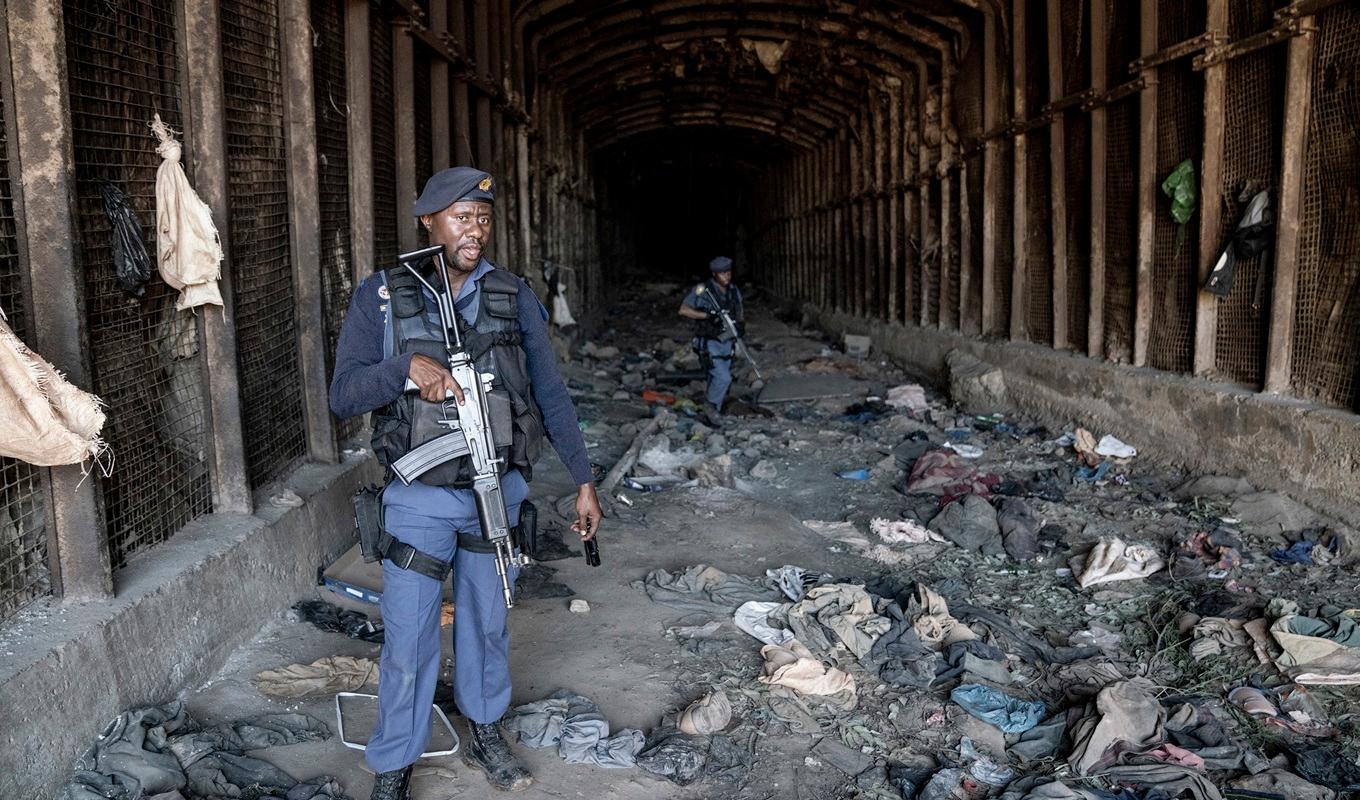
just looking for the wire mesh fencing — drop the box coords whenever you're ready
[1213,1,1286,388]
[1290,4,1360,409]
[312,0,362,445]
[0,83,51,621]
[64,0,213,568]
[221,0,306,488]
[371,0,398,273]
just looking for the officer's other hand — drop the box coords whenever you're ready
[571,483,603,541]
[408,353,465,405]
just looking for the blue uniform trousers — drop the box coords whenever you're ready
[364,471,528,774]
[705,339,734,408]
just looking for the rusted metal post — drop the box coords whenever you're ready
[887,76,902,324]
[874,87,889,320]
[981,6,1003,336]
[1048,0,1069,349]
[473,0,493,169]
[1088,0,1108,357]
[904,73,918,325]
[918,63,931,327]
[1193,0,1228,376]
[959,162,973,333]
[939,64,956,331]
[6,0,111,600]
[181,0,253,513]
[449,0,473,165]
[346,0,374,282]
[1264,15,1317,394]
[394,20,418,251]
[1133,0,1158,366]
[430,0,450,170]
[850,110,864,317]
[280,0,338,463]
[1010,0,1029,341]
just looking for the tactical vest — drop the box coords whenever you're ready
[693,281,741,340]
[371,262,545,487]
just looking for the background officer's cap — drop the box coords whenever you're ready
[709,256,733,273]
[412,167,495,216]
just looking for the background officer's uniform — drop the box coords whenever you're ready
[683,257,744,410]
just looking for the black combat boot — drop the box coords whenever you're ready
[369,765,412,800]
[463,721,533,791]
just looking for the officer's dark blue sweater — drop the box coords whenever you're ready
[329,269,594,486]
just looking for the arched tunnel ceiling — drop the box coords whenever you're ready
[514,0,996,152]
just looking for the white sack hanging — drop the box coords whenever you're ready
[150,114,223,310]
[0,306,109,469]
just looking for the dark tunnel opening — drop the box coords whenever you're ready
[593,129,788,282]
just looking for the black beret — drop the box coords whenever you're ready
[412,167,495,216]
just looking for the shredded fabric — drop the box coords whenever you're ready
[758,640,856,703]
[1071,537,1166,589]
[253,656,380,698]
[0,306,110,470]
[151,114,224,310]
[870,517,943,545]
[502,689,644,768]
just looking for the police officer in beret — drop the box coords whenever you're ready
[678,255,746,419]
[330,166,603,798]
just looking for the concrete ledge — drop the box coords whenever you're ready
[808,307,1360,529]
[0,454,380,799]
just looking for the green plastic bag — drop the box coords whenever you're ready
[1161,159,1197,225]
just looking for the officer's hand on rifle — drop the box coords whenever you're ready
[571,483,603,541]
[408,353,466,405]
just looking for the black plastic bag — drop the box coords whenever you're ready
[99,180,153,297]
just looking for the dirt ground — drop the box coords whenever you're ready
[173,283,1360,800]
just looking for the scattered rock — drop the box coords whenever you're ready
[750,460,778,480]
[691,455,735,488]
[1230,492,1319,538]
[946,350,1006,414]
[569,599,590,614]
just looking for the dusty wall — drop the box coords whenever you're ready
[0,456,378,800]
[809,306,1360,530]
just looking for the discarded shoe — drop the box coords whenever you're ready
[465,720,534,791]
[368,765,412,800]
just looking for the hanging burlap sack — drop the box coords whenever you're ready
[151,114,224,310]
[0,307,109,468]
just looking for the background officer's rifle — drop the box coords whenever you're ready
[694,284,762,380]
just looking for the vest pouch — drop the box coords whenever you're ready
[486,388,515,465]
[509,390,544,470]
[370,412,407,469]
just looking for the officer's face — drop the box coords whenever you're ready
[423,201,494,271]
[714,270,733,287]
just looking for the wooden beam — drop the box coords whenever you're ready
[887,77,902,324]
[1133,0,1157,366]
[6,0,111,601]
[1010,0,1029,341]
[981,7,1003,335]
[280,0,338,463]
[1264,16,1317,394]
[1048,0,1069,349]
[430,0,450,171]
[1088,0,1109,358]
[1193,0,1228,377]
[181,0,253,513]
[394,21,418,251]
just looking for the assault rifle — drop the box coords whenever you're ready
[388,243,525,609]
[694,284,762,380]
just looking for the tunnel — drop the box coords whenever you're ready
[2,0,1360,796]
